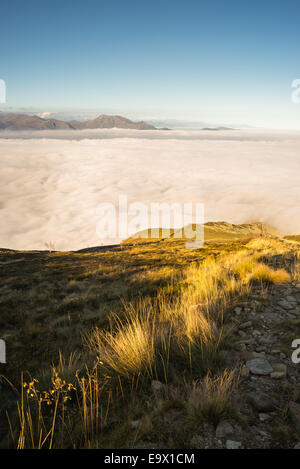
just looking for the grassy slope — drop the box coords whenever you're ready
[126,222,280,243]
[0,237,248,383]
[0,227,299,448]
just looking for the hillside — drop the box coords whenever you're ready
[0,113,73,130]
[70,114,156,130]
[124,222,280,244]
[0,113,157,131]
[0,229,300,449]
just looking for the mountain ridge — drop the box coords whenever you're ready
[0,112,157,131]
[124,222,281,244]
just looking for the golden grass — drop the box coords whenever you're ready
[187,369,238,425]
[247,264,291,284]
[88,309,156,380]
[85,241,293,382]
[7,236,300,448]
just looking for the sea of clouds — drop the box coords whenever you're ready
[1,129,300,251]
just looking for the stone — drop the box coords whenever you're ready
[259,413,272,422]
[247,392,276,412]
[238,343,247,352]
[255,347,266,353]
[226,440,242,449]
[264,313,282,324]
[294,442,300,449]
[215,421,234,438]
[240,321,252,329]
[239,338,255,345]
[270,363,287,379]
[234,307,242,314]
[286,295,296,302]
[278,299,294,310]
[270,372,285,379]
[289,402,300,432]
[246,358,273,375]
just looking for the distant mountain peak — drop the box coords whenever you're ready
[0,112,157,131]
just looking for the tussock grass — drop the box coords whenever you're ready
[227,248,291,284]
[247,264,291,284]
[187,369,238,426]
[89,310,156,380]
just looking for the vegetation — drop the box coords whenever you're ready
[0,232,299,448]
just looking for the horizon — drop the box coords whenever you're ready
[1,108,299,131]
[1,1,300,129]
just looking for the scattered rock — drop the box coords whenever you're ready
[294,442,300,449]
[289,402,300,432]
[264,313,282,324]
[247,391,276,412]
[240,321,252,329]
[286,295,296,303]
[259,413,272,422]
[270,363,287,379]
[215,421,234,438]
[226,440,242,449]
[270,372,284,379]
[190,433,222,449]
[245,358,273,375]
[239,338,256,345]
[252,352,265,358]
[278,299,293,310]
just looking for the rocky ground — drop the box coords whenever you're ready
[189,257,300,449]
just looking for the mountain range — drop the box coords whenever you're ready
[0,113,157,131]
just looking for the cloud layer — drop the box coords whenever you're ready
[1,129,300,250]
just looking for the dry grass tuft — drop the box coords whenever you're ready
[247,264,291,284]
[88,309,156,380]
[187,369,238,426]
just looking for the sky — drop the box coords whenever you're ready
[1,0,300,128]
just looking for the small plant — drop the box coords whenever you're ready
[187,369,238,426]
[88,311,156,381]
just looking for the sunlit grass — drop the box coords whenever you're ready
[88,309,156,380]
[5,235,300,448]
[187,369,238,426]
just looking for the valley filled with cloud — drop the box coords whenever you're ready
[1,129,300,251]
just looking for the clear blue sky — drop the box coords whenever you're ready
[1,0,300,128]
